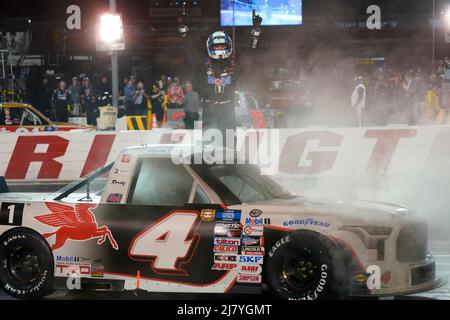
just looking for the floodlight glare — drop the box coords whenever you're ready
[99,13,123,44]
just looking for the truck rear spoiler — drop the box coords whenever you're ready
[0,177,9,193]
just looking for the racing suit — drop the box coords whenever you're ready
[51,88,72,122]
[178,14,262,134]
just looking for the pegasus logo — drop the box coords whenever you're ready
[35,203,119,250]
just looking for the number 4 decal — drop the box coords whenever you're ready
[0,203,24,226]
[128,211,201,276]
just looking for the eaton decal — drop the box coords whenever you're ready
[283,218,330,228]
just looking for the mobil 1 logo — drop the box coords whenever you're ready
[0,203,24,226]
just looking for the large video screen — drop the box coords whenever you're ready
[220,0,303,27]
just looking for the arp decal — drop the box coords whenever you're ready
[35,203,119,250]
[211,263,237,271]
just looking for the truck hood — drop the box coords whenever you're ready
[245,196,410,223]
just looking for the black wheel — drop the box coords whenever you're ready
[265,230,350,300]
[0,228,54,299]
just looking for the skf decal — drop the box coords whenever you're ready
[239,255,263,264]
[35,203,119,250]
[200,209,215,222]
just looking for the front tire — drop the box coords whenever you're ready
[0,228,54,299]
[265,231,350,300]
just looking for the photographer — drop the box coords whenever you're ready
[132,81,150,116]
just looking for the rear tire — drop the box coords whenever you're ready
[0,228,54,299]
[265,230,350,300]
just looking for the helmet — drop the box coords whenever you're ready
[206,31,232,60]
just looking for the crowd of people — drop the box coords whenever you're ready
[31,74,201,129]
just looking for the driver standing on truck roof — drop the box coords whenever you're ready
[178,4,263,137]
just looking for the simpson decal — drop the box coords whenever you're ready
[237,274,262,283]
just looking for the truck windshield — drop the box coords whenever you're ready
[191,163,293,205]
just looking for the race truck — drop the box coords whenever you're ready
[267,80,312,128]
[0,145,443,299]
[0,103,93,133]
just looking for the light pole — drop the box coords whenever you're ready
[110,0,119,108]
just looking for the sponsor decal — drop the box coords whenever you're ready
[111,180,126,186]
[200,209,216,222]
[35,203,119,250]
[55,256,92,263]
[249,209,262,218]
[214,237,241,246]
[268,235,290,257]
[214,222,242,238]
[91,260,105,278]
[121,154,132,163]
[106,193,123,203]
[55,263,91,277]
[214,254,238,263]
[282,218,330,228]
[237,274,262,283]
[244,217,271,226]
[352,272,370,284]
[216,210,241,221]
[241,246,265,256]
[243,225,264,236]
[239,255,263,264]
[239,264,262,275]
[211,263,237,271]
[241,236,263,247]
[213,245,239,253]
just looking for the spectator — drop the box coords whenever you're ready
[35,78,52,118]
[81,87,99,126]
[167,77,184,109]
[51,80,72,122]
[132,81,150,116]
[68,77,82,117]
[150,82,165,123]
[180,80,200,129]
[351,76,366,127]
[81,77,91,91]
[425,83,441,124]
[98,75,111,96]
[124,78,135,115]
[158,75,169,94]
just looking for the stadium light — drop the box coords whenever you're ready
[96,13,125,51]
